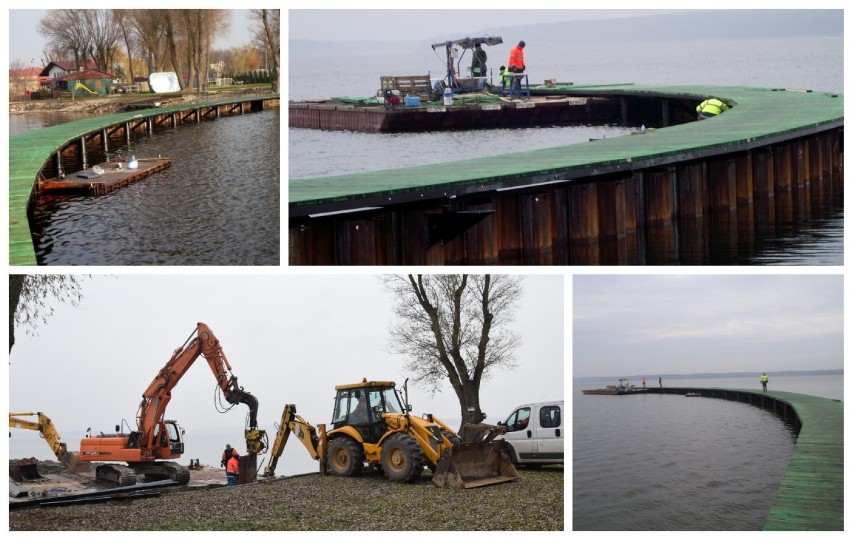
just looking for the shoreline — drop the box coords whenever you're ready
[9,87,274,116]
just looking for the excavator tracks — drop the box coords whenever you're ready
[132,461,190,484]
[95,462,189,486]
[162,461,191,484]
[96,464,138,487]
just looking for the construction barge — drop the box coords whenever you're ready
[289,35,641,133]
[289,91,624,133]
[37,156,172,195]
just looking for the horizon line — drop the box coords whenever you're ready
[574,368,842,380]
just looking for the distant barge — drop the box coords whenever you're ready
[582,379,648,395]
[38,157,172,195]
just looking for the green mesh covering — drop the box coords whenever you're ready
[329,96,379,106]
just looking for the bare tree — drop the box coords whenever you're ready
[112,9,135,84]
[39,10,91,69]
[250,9,279,92]
[204,11,230,91]
[180,9,199,91]
[9,275,87,353]
[162,9,185,89]
[180,9,229,94]
[125,9,168,74]
[83,9,121,71]
[383,275,522,428]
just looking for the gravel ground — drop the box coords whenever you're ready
[9,466,564,531]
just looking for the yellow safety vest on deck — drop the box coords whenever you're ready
[697,98,729,117]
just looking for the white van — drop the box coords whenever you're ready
[496,400,564,466]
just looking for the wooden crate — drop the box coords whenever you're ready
[380,75,432,101]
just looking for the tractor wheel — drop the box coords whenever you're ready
[326,437,365,477]
[381,433,425,483]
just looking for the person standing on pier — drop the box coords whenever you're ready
[507,40,526,94]
[471,43,488,88]
[760,373,769,392]
[659,376,662,388]
[642,376,646,388]
[499,66,512,94]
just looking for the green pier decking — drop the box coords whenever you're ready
[290,83,842,264]
[291,84,842,210]
[647,387,843,531]
[9,93,278,266]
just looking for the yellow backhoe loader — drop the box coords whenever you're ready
[262,379,519,488]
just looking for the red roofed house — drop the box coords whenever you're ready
[8,66,45,97]
[39,60,98,80]
[39,61,115,97]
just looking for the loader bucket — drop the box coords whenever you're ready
[432,440,520,488]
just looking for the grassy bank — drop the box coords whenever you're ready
[9,467,563,531]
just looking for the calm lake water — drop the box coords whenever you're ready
[290,34,843,265]
[11,107,280,265]
[572,373,842,530]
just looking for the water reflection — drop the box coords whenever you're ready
[582,174,843,265]
[9,111,98,135]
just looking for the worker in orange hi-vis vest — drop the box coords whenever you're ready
[507,40,526,93]
[226,452,240,486]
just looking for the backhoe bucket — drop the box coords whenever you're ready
[64,451,91,474]
[432,440,520,488]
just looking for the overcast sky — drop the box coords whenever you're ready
[6,8,255,68]
[573,275,843,378]
[287,7,685,42]
[8,274,563,446]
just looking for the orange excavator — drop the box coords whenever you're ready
[79,322,267,486]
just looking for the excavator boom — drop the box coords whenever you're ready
[9,412,89,476]
[262,404,327,477]
[9,412,67,462]
[135,322,264,457]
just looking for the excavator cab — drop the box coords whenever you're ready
[158,420,185,457]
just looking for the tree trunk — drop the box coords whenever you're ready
[261,9,279,93]
[163,11,184,90]
[9,276,25,352]
[123,26,134,85]
[457,384,485,431]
